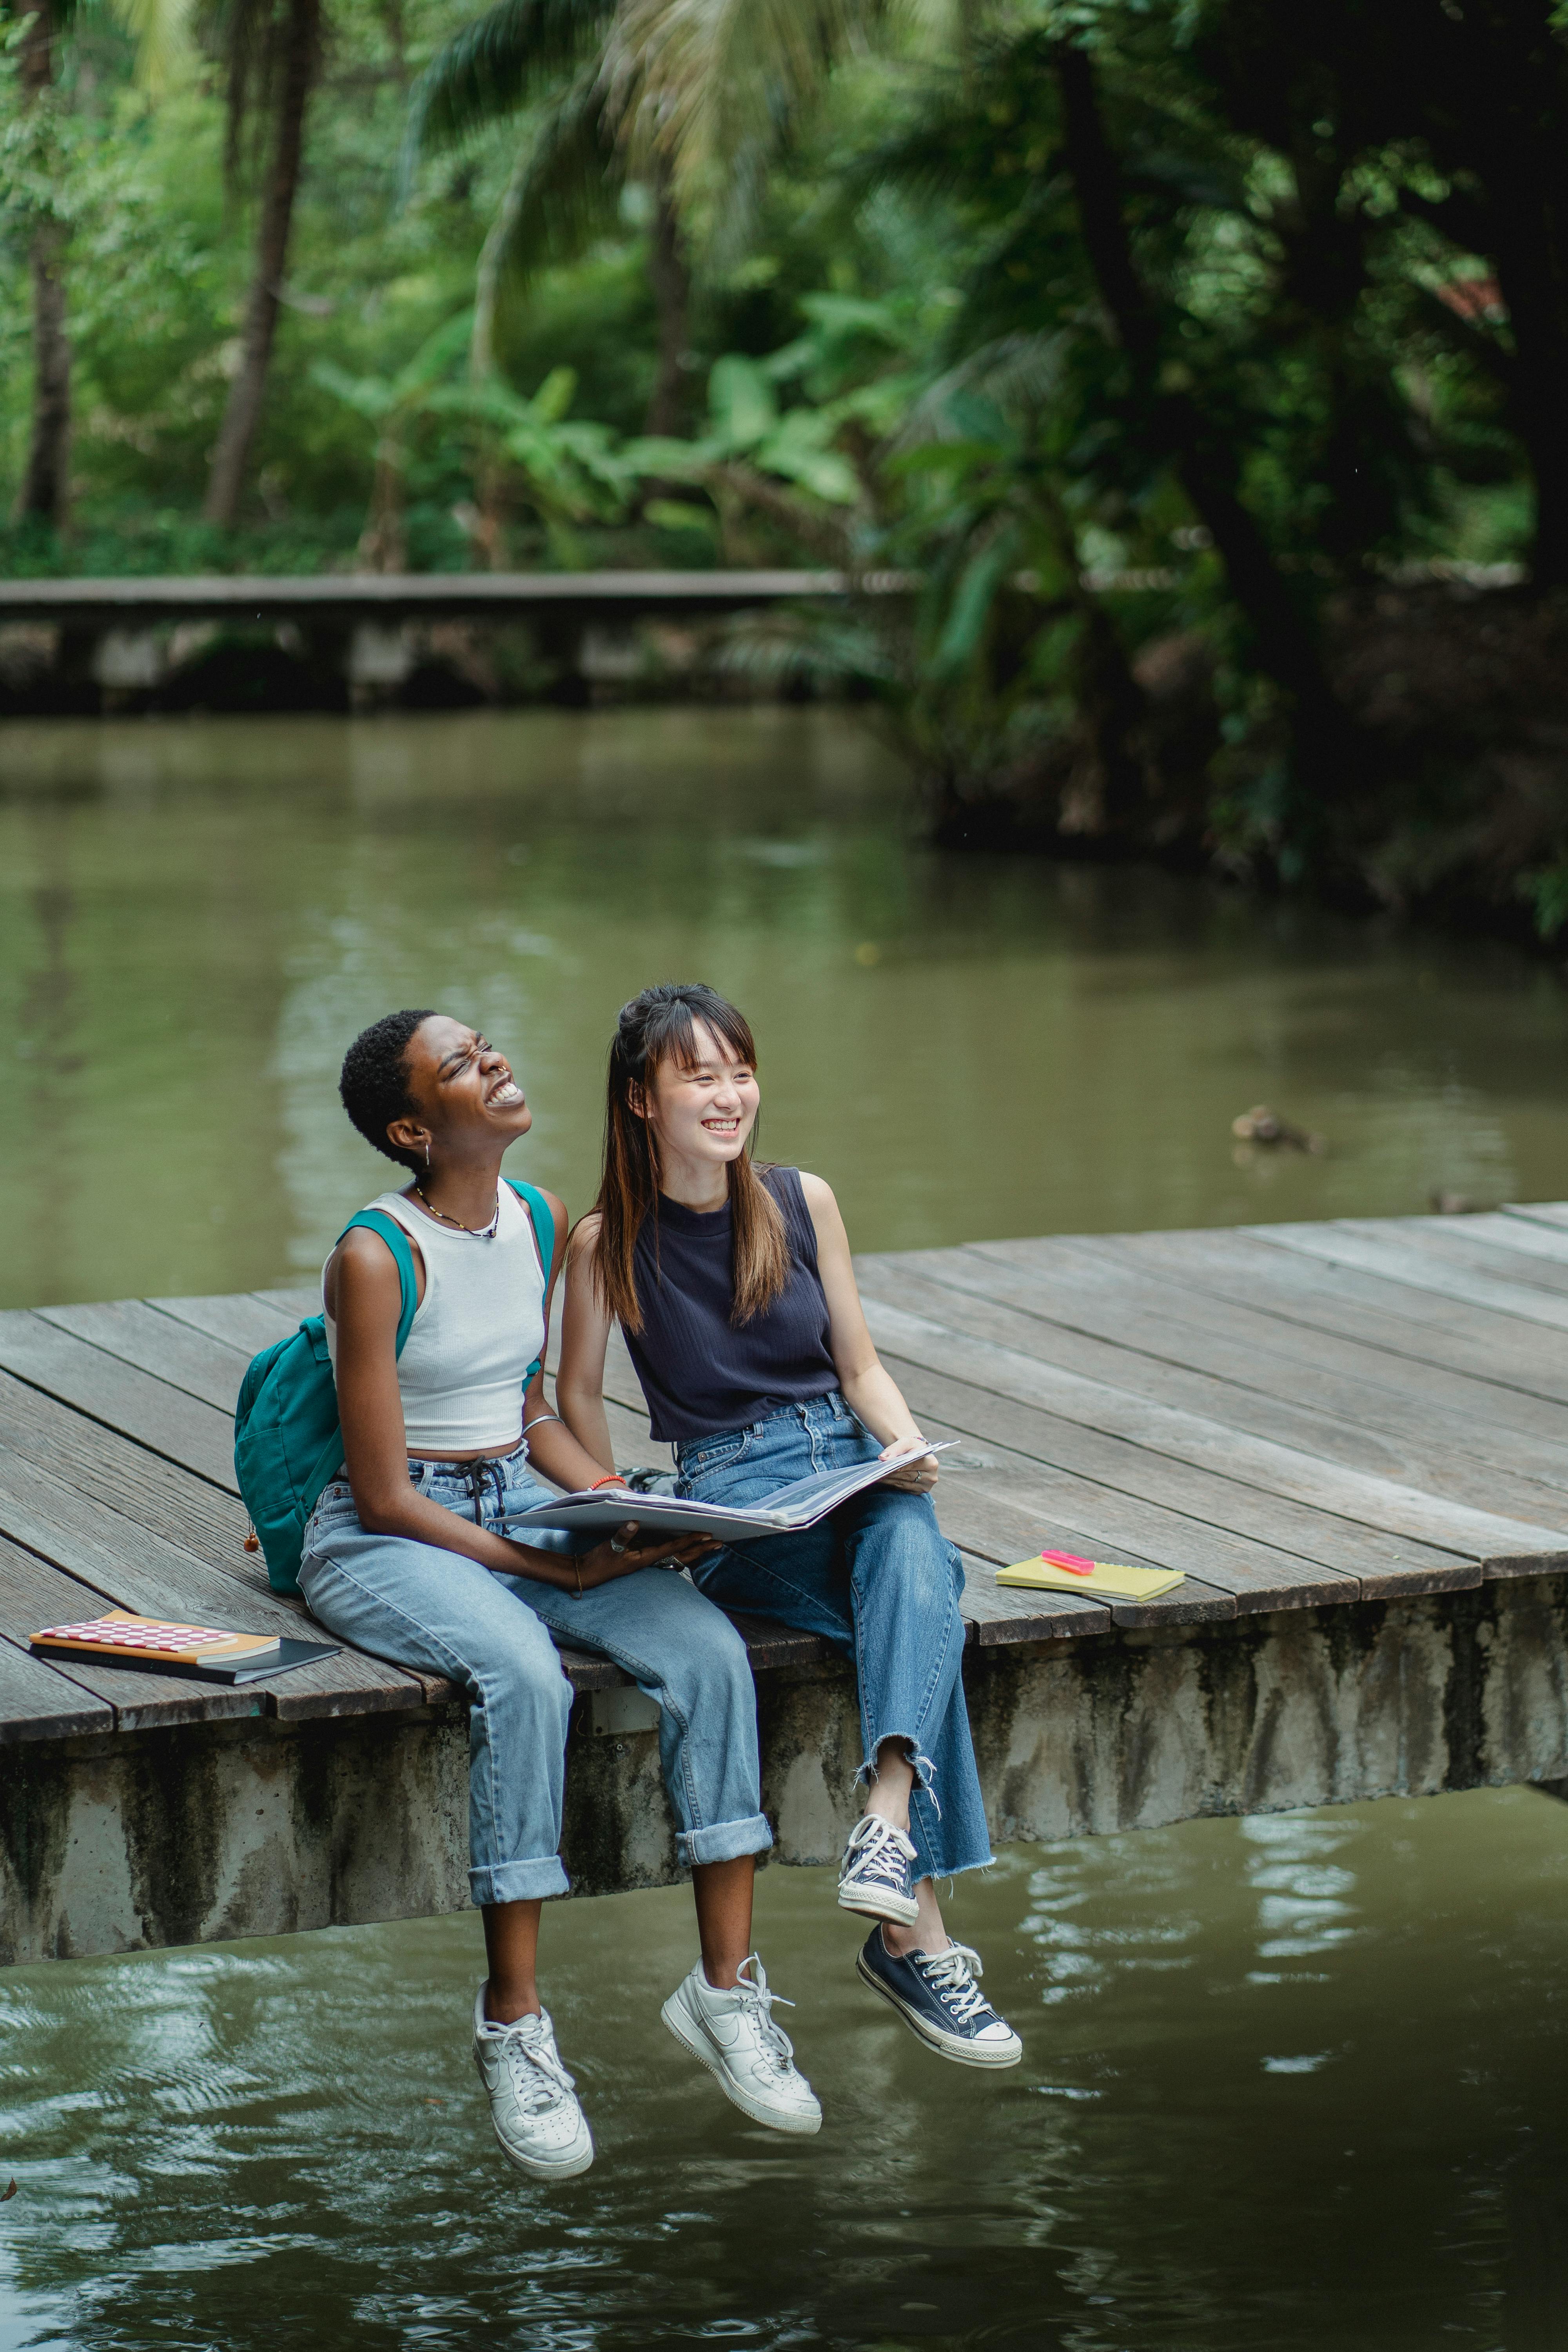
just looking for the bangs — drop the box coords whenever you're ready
[644,993,757,1075]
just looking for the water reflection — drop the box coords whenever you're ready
[7,1789,1568,2348]
[2,708,1568,1308]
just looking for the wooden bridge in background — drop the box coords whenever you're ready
[7,1203,1568,1965]
[0,569,911,709]
[0,568,905,630]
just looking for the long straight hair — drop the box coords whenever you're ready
[592,982,789,1335]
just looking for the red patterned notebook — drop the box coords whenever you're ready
[32,1611,281,1665]
[30,1610,339,1684]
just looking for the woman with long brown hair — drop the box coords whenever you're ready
[558,982,1022,2075]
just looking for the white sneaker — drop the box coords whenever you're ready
[472,1984,595,2180]
[662,1956,822,2135]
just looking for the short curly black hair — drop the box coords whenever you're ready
[339,1009,437,1170]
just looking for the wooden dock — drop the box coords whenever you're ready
[8,1203,1568,1965]
[0,568,907,628]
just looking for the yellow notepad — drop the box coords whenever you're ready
[996,1551,1186,1601]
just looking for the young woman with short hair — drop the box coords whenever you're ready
[298,1008,819,2182]
[557,982,1022,2071]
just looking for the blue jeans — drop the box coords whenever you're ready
[298,1451,773,1906]
[677,1392,993,1884]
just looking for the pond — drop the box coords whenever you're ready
[2,707,1568,2351]
[3,705,1568,1308]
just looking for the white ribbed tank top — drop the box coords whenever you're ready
[323,1184,546,1453]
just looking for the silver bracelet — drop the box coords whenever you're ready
[522,1412,563,1444]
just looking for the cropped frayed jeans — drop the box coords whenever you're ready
[677,1391,993,1885]
[298,1451,772,1906]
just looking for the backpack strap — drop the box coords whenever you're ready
[506,1179,563,1383]
[338,1208,419,1355]
[296,1210,421,1519]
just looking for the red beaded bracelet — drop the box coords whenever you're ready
[589,1473,628,1490]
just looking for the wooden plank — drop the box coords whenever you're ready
[1439,1210,1568,1268]
[855,1287,1563,1573]
[599,1397,672,1474]
[894,1241,1568,1519]
[1248,1221,1568,1334]
[886,1355,1467,1600]
[1079,1229,1568,1411]
[0,1311,236,1489]
[0,1626,114,1744]
[1326,1216,1568,1300]
[0,1450,433,1724]
[1505,1203,1568,1235]
[150,1291,298,1355]
[254,1286,318,1321]
[964,1234,1568,1457]
[0,1375,457,1709]
[0,1533,267,1733]
[37,1298,249,1412]
[0,1369,245,1564]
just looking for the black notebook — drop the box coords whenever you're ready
[30,1612,341,1686]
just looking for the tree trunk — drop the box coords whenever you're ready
[644,171,690,437]
[1052,40,1352,773]
[13,0,71,528]
[203,0,321,528]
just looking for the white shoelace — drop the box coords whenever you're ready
[843,1815,916,1895]
[733,1956,801,2074]
[497,2018,577,2112]
[918,1941,994,2028]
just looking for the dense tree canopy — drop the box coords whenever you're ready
[2,0,1566,930]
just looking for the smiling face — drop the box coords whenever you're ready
[387,1016,532,1166]
[641,1017,760,1181]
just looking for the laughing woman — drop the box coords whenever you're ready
[557,982,1022,2071]
[299,1010,819,2184]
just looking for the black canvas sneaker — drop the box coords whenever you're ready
[856,1926,1023,2067]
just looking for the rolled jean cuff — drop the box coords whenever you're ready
[470,1855,571,1906]
[678,1812,775,1869]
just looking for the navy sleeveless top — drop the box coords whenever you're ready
[623,1166,838,1442]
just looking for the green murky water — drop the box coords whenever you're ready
[3,706,1568,1308]
[4,708,1568,2350]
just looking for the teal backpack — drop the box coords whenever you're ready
[234,1181,561,1595]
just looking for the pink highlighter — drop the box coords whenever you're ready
[1039,1550,1098,1577]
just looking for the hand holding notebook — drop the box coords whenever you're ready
[503,1441,956,1546]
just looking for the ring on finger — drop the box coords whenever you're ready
[609,1536,627,1555]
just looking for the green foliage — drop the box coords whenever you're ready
[4,0,1568,936]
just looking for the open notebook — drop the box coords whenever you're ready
[504,1441,956,1545]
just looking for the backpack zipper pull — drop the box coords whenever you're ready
[243,1521,260,1552]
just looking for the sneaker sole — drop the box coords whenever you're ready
[855,1953,1024,2069]
[473,2051,596,2180]
[837,1880,921,1927]
[661,1992,823,2135]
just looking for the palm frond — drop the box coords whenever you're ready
[105,0,194,92]
[605,0,884,200]
[471,64,622,369]
[407,0,612,158]
[894,330,1071,453]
